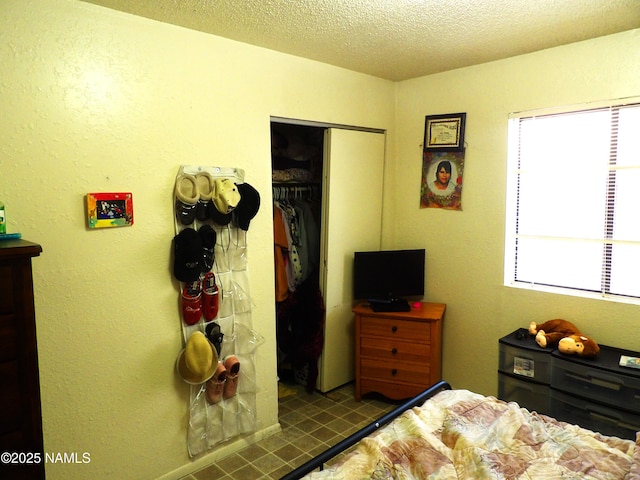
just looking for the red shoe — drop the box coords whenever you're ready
[181,280,202,325]
[202,272,219,321]
[223,355,240,399]
[206,362,227,404]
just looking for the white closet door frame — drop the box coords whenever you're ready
[318,128,385,392]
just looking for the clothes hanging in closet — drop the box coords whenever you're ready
[273,196,320,300]
[276,275,324,392]
[273,205,291,303]
[273,186,324,391]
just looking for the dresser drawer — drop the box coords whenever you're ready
[359,379,425,401]
[498,371,551,415]
[0,360,24,435]
[0,268,15,315]
[550,388,640,440]
[551,353,640,414]
[0,314,19,363]
[361,336,430,364]
[499,343,551,384]
[360,316,430,343]
[361,357,430,385]
[499,329,552,384]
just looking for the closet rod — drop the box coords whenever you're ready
[272,183,320,201]
[272,182,320,188]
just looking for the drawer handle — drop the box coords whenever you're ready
[391,326,398,333]
[391,347,398,355]
[391,368,398,376]
[587,408,640,432]
[565,372,622,391]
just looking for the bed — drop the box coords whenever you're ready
[281,381,640,480]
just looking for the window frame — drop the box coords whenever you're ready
[504,96,640,304]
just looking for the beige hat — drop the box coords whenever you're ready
[195,171,214,202]
[212,178,241,214]
[175,173,199,205]
[176,331,218,384]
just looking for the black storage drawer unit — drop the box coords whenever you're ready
[551,346,640,414]
[550,389,640,440]
[498,329,640,439]
[498,328,552,415]
[498,371,551,415]
[499,328,552,384]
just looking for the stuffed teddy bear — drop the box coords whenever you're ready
[528,319,600,357]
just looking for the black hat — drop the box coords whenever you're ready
[233,183,260,231]
[210,207,232,226]
[173,228,202,282]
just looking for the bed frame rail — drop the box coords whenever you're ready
[280,380,452,480]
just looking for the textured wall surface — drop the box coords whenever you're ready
[1,0,639,479]
[393,29,640,396]
[0,1,393,479]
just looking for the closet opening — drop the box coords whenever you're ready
[271,121,326,398]
[272,117,386,404]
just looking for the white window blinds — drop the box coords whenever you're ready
[505,100,640,300]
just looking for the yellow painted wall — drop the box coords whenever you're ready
[0,1,394,479]
[393,29,640,395]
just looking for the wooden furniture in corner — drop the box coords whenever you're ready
[0,239,44,479]
[354,302,445,401]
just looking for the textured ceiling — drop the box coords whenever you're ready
[80,0,640,81]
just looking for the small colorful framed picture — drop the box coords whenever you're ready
[86,192,134,228]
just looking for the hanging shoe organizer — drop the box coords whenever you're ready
[172,165,263,457]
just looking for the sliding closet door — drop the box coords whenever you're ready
[319,128,385,392]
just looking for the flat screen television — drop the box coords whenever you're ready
[353,249,425,312]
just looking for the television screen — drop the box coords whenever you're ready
[353,249,425,303]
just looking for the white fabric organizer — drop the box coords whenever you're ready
[173,165,263,457]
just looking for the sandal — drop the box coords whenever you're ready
[206,362,227,404]
[223,355,240,399]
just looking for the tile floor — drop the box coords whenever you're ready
[178,381,395,480]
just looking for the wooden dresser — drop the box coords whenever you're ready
[0,239,44,479]
[354,302,445,401]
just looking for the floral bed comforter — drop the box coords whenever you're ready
[304,389,640,479]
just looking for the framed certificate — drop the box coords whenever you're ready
[424,113,466,151]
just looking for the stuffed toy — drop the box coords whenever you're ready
[528,319,600,357]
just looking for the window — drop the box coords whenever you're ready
[505,99,640,301]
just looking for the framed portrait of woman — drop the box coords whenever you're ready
[420,151,465,210]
